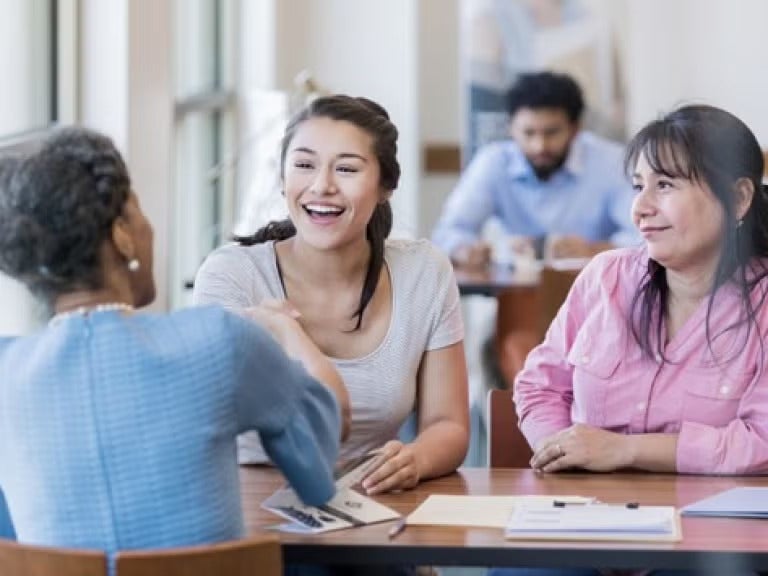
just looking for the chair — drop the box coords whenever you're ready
[536,266,581,338]
[487,267,580,468]
[0,538,107,576]
[486,388,533,468]
[116,536,282,576]
[0,535,281,576]
[497,265,581,387]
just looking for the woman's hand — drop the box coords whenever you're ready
[530,424,633,473]
[360,440,421,495]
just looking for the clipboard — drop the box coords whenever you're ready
[504,503,682,542]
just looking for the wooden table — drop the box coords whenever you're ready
[241,466,768,571]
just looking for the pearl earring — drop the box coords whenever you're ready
[128,259,140,272]
[737,219,744,228]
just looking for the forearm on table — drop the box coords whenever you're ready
[410,419,469,481]
[624,433,678,472]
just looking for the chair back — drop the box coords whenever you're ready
[115,535,281,576]
[486,388,533,468]
[0,538,106,576]
[537,266,580,338]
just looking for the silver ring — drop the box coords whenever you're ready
[555,443,564,458]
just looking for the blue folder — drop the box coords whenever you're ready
[681,487,768,518]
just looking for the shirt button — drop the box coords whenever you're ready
[636,402,646,411]
[720,385,730,395]
[654,354,662,363]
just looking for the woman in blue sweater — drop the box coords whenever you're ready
[0,127,348,556]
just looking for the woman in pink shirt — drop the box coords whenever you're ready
[516,105,768,476]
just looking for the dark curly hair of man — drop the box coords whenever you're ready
[506,71,585,123]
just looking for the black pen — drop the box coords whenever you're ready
[388,516,407,540]
[552,500,638,509]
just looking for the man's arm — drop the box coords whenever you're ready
[431,146,501,261]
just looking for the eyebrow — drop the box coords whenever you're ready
[291,147,368,162]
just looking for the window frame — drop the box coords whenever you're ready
[0,0,79,154]
[170,0,239,308]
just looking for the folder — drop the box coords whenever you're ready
[504,502,681,542]
[261,450,400,534]
[682,487,768,519]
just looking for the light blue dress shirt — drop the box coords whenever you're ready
[432,132,640,256]
[0,306,339,561]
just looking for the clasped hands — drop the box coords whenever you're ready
[530,424,633,473]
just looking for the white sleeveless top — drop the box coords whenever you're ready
[193,238,465,463]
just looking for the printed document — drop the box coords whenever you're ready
[505,503,681,542]
[262,450,400,534]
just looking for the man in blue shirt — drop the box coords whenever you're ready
[432,71,638,267]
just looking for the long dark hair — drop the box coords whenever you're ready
[625,105,768,362]
[236,95,400,330]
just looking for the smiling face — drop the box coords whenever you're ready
[631,152,725,274]
[283,116,384,252]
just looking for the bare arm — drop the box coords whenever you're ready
[362,342,469,494]
[412,342,471,478]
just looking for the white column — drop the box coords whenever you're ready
[80,0,174,311]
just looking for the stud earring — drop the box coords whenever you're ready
[128,259,140,272]
[737,219,744,228]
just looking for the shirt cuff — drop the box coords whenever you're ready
[519,418,568,451]
[677,421,722,474]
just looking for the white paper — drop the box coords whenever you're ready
[406,495,594,528]
[506,503,677,535]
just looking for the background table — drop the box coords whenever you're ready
[242,466,768,572]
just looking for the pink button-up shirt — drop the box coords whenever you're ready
[515,247,768,474]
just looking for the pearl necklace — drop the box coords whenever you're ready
[49,303,134,326]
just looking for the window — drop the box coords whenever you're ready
[0,0,54,139]
[171,0,237,309]
[0,0,77,336]
[0,0,77,144]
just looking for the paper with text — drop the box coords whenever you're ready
[261,450,400,534]
[505,503,681,542]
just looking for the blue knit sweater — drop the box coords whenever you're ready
[0,306,338,555]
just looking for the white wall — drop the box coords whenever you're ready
[271,0,420,236]
[625,0,768,146]
[81,0,173,311]
[418,0,461,237]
